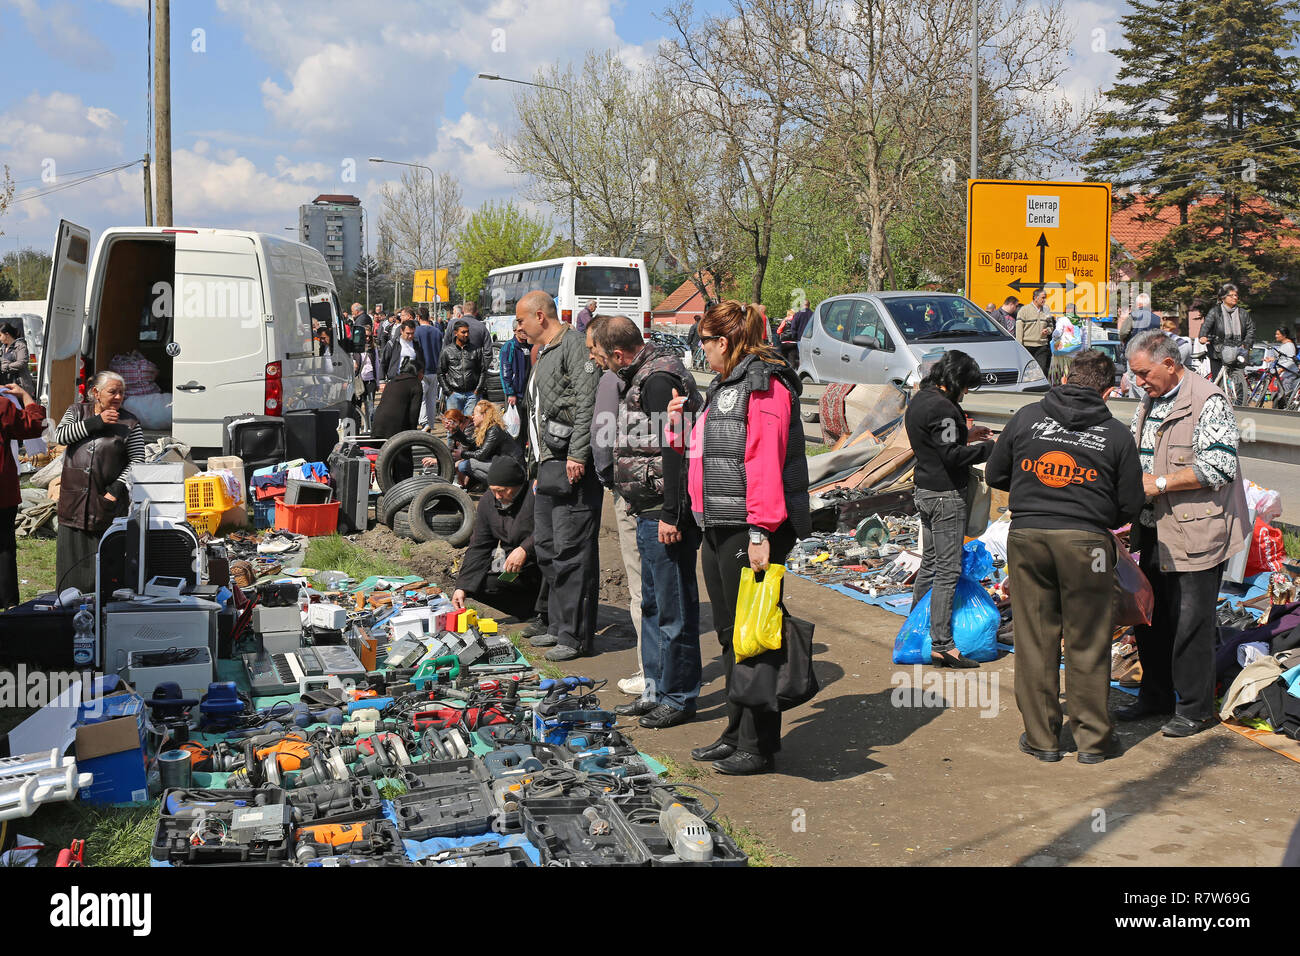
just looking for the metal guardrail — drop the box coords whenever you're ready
[963,392,1300,466]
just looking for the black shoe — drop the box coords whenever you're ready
[1161,715,1218,738]
[932,649,979,669]
[639,704,695,729]
[518,616,547,638]
[1078,736,1124,764]
[1115,698,1173,722]
[544,645,581,662]
[615,699,657,717]
[713,750,773,775]
[691,740,736,762]
[528,632,558,648]
[1018,733,1062,763]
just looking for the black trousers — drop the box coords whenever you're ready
[466,565,545,623]
[0,506,17,608]
[701,523,795,755]
[1032,345,1051,376]
[1135,532,1225,721]
[533,469,603,653]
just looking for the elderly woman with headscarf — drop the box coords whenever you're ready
[0,381,45,608]
[54,370,145,595]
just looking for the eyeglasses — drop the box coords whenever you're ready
[699,334,723,343]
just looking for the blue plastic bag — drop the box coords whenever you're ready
[893,541,1000,664]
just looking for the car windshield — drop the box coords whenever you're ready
[883,297,1007,343]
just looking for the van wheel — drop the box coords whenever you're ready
[380,475,443,527]
[407,482,475,548]
[376,430,453,491]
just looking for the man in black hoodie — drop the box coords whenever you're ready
[985,349,1145,765]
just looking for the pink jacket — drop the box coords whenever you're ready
[687,378,792,531]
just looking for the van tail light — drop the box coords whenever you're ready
[562,310,573,324]
[643,311,652,340]
[265,362,283,415]
[76,355,87,399]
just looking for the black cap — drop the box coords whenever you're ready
[487,456,526,487]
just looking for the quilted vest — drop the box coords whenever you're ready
[699,354,811,536]
[57,402,137,533]
[613,344,700,515]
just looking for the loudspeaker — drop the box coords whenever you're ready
[328,452,371,534]
[285,409,341,463]
[222,413,286,473]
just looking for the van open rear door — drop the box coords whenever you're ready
[40,220,91,414]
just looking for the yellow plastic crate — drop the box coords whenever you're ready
[187,510,223,536]
[185,474,235,513]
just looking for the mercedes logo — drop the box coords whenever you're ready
[983,372,998,385]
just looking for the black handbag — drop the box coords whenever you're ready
[535,459,575,498]
[728,605,819,713]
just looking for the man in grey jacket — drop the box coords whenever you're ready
[517,290,603,661]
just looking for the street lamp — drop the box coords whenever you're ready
[477,72,576,255]
[370,157,437,309]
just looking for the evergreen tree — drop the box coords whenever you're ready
[1088,0,1300,313]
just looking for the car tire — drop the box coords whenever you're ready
[392,510,417,541]
[407,481,475,547]
[380,475,442,527]
[376,430,453,491]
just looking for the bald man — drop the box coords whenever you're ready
[517,289,603,662]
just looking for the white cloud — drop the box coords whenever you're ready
[9,0,116,69]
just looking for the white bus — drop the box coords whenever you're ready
[480,256,651,341]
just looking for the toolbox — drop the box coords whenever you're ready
[152,788,294,866]
[521,797,650,867]
[421,844,534,867]
[401,757,490,790]
[390,782,496,839]
[283,780,384,824]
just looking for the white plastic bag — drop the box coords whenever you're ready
[1245,480,1282,524]
[123,392,173,429]
[504,404,521,439]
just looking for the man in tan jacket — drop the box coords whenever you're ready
[1122,330,1250,738]
[1014,289,1053,376]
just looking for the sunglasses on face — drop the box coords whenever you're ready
[699,334,723,343]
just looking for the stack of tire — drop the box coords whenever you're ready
[373,430,475,547]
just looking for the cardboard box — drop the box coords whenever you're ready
[207,455,250,529]
[75,682,148,804]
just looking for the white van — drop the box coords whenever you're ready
[40,220,359,456]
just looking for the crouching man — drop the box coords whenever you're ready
[451,457,545,625]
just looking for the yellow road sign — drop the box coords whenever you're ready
[411,269,450,303]
[966,180,1112,317]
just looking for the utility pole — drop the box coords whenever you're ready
[970,0,978,180]
[142,153,153,226]
[153,0,173,226]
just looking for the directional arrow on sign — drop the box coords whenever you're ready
[1007,233,1076,293]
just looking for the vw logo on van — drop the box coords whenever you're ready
[166,342,181,357]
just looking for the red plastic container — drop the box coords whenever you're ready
[273,500,340,536]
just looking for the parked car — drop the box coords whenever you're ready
[796,291,1048,391]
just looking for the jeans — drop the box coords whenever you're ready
[456,458,491,483]
[421,375,440,427]
[532,469,603,652]
[635,516,701,712]
[912,488,967,654]
[447,391,479,416]
[360,380,378,430]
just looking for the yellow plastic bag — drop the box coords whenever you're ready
[733,565,786,663]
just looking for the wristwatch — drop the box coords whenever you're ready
[1155,475,1168,494]
[748,528,768,545]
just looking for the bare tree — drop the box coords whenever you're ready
[751,0,1096,291]
[0,166,14,237]
[497,52,660,256]
[377,168,465,281]
[431,171,465,276]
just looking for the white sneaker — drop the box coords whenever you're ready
[618,674,645,696]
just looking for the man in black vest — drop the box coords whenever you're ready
[589,314,704,729]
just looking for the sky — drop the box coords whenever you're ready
[0,0,1127,263]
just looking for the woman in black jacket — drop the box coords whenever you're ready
[903,350,995,668]
[1198,283,1255,400]
[454,401,524,487]
[371,358,424,481]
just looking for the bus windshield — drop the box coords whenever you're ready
[575,266,641,298]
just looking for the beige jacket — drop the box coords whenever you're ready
[1014,303,1052,349]
[1134,371,1250,572]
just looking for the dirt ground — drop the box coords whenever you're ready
[363,494,1300,867]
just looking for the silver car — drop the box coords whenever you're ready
[797,292,1049,392]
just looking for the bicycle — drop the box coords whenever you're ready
[1245,346,1299,409]
[1212,362,1244,406]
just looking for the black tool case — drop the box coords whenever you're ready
[609,791,748,867]
[390,782,496,839]
[520,796,650,867]
[152,788,293,866]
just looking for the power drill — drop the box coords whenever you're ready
[294,822,389,862]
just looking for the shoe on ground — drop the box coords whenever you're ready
[1161,714,1218,738]
[544,645,581,662]
[1114,698,1173,722]
[615,699,657,717]
[712,750,773,775]
[1018,733,1062,763]
[638,703,694,730]
[691,739,736,762]
[1077,735,1124,764]
[528,632,558,648]
[618,673,646,696]
[518,616,548,638]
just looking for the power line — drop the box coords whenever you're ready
[10,162,142,205]
[8,162,144,187]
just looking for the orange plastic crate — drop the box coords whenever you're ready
[273,500,340,536]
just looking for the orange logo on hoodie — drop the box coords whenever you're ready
[1020,450,1098,488]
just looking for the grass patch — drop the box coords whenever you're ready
[6,801,155,867]
[717,816,793,868]
[806,444,833,457]
[376,779,408,800]
[1285,530,1300,561]
[15,534,58,604]
[303,535,409,583]
[655,753,706,781]
[505,630,566,680]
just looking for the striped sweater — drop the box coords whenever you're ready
[55,405,146,494]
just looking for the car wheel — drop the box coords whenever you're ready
[407,481,475,547]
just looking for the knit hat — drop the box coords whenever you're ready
[486,456,525,487]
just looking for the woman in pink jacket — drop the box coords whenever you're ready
[1,382,46,608]
[672,300,811,775]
